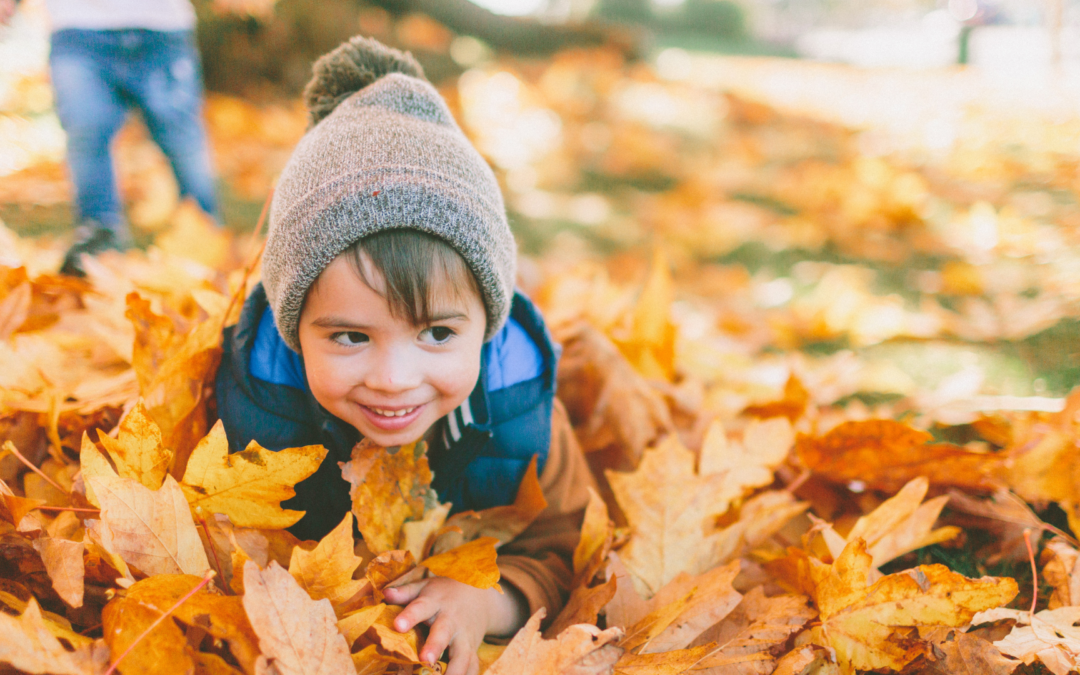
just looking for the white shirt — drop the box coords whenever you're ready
[45,0,196,32]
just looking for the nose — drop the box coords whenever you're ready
[362,342,423,394]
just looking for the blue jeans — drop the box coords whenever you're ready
[49,28,220,229]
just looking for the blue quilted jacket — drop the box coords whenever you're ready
[214,283,557,541]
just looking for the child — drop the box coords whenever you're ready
[214,36,595,675]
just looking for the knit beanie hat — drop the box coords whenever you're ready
[262,36,516,352]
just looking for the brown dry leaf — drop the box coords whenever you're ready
[289,513,370,615]
[796,419,1004,492]
[126,292,224,477]
[815,477,959,568]
[366,549,416,600]
[241,560,355,675]
[420,537,500,589]
[688,587,815,675]
[0,477,46,527]
[614,644,715,674]
[923,629,1018,675]
[709,490,809,570]
[992,606,1080,675]
[604,553,651,629]
[32,536,84,607]
[743,374,811,423]
[486,609,625,675]
[202,514,306,594]
[432,456,547,555]
[84,519,136,587]
[545,577,618,639]
[87,473,211,577]
[0,598,104,675]
[97,401,172,490]
[807,538,1018,674]
[80,432,120,507]
[340,439,432,554]
[948,489,1070,564]
[338,603,385,647]
[181,421,326,529]
[640,561,743,654]
[607,435,760,596]
[1043,537,1080,609]
[555,322,674,468]
[618,590,696,653]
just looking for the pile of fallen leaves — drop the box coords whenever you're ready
[4,21,1080,675]
[0,214,1079,674]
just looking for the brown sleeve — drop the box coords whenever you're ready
[496,397,596,626]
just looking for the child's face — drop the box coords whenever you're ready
[297,253,486,447]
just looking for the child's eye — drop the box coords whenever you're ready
[332,331,369,346]
[420,326,455,344]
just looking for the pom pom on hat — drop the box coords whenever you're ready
[303,36,425,127]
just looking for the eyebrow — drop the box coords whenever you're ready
[308,312,470,330]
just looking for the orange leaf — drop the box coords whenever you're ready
[32,537,85,608]
[341,439,432,554]
[420,537,501,590]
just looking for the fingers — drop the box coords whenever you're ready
[394,595,439,633]
[383,579,427,607]
[443,630,477,675]
[422,614,455,667]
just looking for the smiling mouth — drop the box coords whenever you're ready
[368,406,418,418]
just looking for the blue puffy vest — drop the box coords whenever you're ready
[214,283,557,542]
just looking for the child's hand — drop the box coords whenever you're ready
[384,577,527,675]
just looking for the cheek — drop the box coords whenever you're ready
[429,349,482,401]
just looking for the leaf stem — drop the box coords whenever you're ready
[1023,528,1037,620]
[198,514,230,595]
[34,505,100,514]
[103,570,216,675]
[2,441,67,494]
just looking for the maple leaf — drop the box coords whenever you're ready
[607,434,766,596]
[241,560,355,675]
[400,502,450,561]
[636,561,743,654]
[101,582,196,675]
[0,598,106,675]
[0,476,45,528]
[421,537,501,589]
[614,644,716,674]
[991,606,1080,675]
[921,629,1018,675]
[742,374,810,423]
[796,419,1005,492]
[180,421,326,529]
[337,603,385,648]
[363,605,422,664]
[687,587,816,674]
[611,250,677,382]
[32,536,85,608]
[87,473,211,577]
[807,538,1018,674]
[698,417,794,494]
[200,513,306,594]
[96,401,172,490]
[289,513,370,616]
[340,439,432,554]
[813,477,960,568]
[486,609,625,675]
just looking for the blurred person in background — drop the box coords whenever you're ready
[1,0,220,276]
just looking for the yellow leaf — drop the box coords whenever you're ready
[572,486,614,585]
[690,587,815,672]
[241,560,354,675]
[612,250,677,381]
[808,539,1018,674]
[338,603,385,647]
[366,605,421,664]
[87,473,211,577]
[289,513,370,616]
[341,439,432,554]
[79,432,118,507]
[180,421,326,529]
[97,401,172,490]
[421,537,501,590]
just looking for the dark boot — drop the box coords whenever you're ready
[59,222,132,277]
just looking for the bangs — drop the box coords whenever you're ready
[346,229,481,325]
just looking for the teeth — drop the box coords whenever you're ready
[371,407,416,418]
